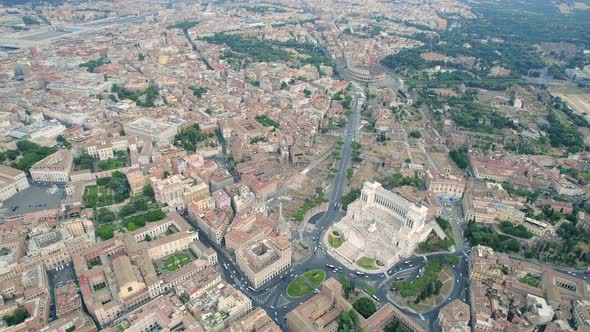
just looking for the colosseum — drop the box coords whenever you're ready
[346,63,387,84]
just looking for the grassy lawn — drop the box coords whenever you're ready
[287,277,314,297]
[303,269,326,287]
[328,234,343,248]
[97,158,126,171]
[83,185,114,208]
[356,257,379,270]
[518,274,541,288]
[164,253,191,272]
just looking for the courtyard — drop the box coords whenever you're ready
[153,250,198,275]
[165,253,191,271]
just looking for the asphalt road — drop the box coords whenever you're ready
[177,84,471,331]
[177,84,367,328]
[177,80,590,331]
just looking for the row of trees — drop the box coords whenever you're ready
[1,140,57,172]
[341,189,361,210]
[498,221,533,239]
[292,187,328,221]
[384,172,422,188]
[166,20,199,30]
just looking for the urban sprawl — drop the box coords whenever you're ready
[0,0,590,331]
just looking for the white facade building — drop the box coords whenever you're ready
[0,165,29,201]
[332,181,432,269]
[29,149,73,183]
[123,117,178,144]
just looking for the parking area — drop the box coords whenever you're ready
[47,262,78,321]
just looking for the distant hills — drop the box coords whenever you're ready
[1,0,69,6]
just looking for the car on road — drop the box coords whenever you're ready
[390,287,396,291]
[395,277,403,281]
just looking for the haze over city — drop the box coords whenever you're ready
[0,0,589,331]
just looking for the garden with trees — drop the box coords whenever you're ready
[255,115,280,128]
[0,140,57,173]
[2,308,29,327]
[352,297,377,318]
[79,57,110,72]
[337,309,360,331]
[110,84,159,108]
[202,33,333,72]
[464,221,521,253]
[174,123,217,151]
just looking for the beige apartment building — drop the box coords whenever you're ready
[123,117,179,144]
[190,206,232,245]
[85,136,138,161]
[573,300,590,331]
[437,299,470,332]
[425,171,465,200]
[73,212,201,327]
[29,149,73,183]
[227,308,281,332]
[236,236,291,288]
[0,165,29,201]
[151,174,185,209]
[286,278,353,332]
